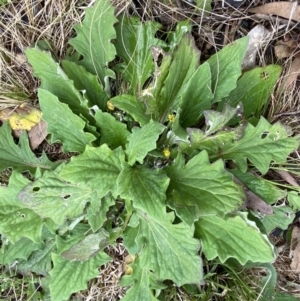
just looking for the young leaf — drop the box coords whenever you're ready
[219,65,282,119]
[38,89,96,153]
[0,172,43,243]
[207,37,249,103]
[120,259,160,301]
[213,117,299,174]
[166,151,244,225]
[60,144,124,198]
[0,122,54,173]
[62,60,108,110]
[203,103,241,135]
[179,62,213,127]
[158,34,200,122]
[195,213,275,264]
[117,165,170,217]
[110,95,150,126]
[114,15,164,94]
[94,110,130,149]
[49,252,111,301]
[69,0,117,86]
[125,120,165,165]
[260,206,294,233]
[25,48,91,121]
[231,168,287,204]
[123,209,203,286]
[18,171,100,225]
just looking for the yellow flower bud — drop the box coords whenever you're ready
[107,101,115,111]
[163,148,170,158]
[168,114,175,123]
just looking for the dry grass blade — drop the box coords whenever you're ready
[0,0,94,96]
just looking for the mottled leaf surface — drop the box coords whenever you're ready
[231,168,287,204]
[0,172,43,243]
[18,171,99,225]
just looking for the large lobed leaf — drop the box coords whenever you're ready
[118,165,170,217]
[123,209,203,286]
[69,0,117,86]
[166,151,244,225]
[18,171,100,225]
[125,119,165,165]
[214,117,300,174]
[60,144,124,198]
[195,213,276,264]
[0,122,54,173]
[38,89,96,153]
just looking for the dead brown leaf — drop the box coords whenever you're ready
[274,169,299,187]
[249,2,300,22]
[233,176,273,215]
[28,120,48,150]
[274,44,293,59]
[244,188,273,215]
[290,226,300,273]
[283,56,300,90]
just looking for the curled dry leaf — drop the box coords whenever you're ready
[242,25,271,69]
[249,2,300,22]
